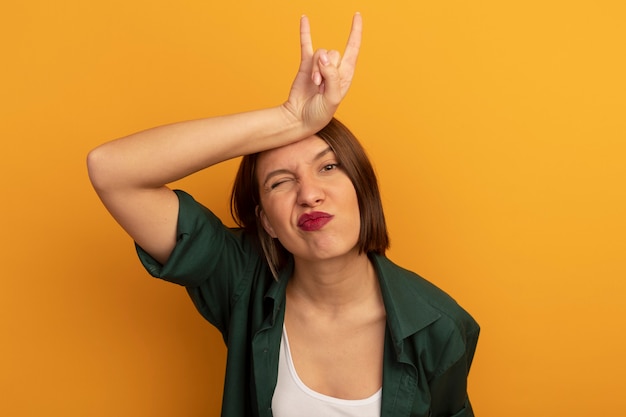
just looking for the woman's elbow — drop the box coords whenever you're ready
[86,145,115,193]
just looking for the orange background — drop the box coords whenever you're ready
[2,1,625,416]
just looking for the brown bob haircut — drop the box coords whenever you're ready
[230,118,389,278]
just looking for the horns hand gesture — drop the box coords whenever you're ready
[282,13,363,133]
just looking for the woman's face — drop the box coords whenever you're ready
[256,135,361,263]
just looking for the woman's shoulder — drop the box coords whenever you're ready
[138,189,263,286]
[173,189,254,247]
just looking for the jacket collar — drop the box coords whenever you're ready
[371,254,441,349]
[263,258,292,325]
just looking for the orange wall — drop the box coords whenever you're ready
[2,1,625,416]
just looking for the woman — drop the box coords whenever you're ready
[87,14,479,417]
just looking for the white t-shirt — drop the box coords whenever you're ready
[271,326,382,417]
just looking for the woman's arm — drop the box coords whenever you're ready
[87,14,362,264]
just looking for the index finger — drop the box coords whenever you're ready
[300,15,314,60]
[342,13,363,65]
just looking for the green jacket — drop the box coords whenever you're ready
[138,190,479,417]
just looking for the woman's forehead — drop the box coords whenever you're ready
[257,135,332,170]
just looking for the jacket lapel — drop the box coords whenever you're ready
[373,254,441,417]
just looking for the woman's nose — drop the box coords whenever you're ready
[297,177,325,207]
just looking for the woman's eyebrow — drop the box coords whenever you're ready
[312,146,333,161]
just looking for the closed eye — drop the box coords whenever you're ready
[270,178,294,189]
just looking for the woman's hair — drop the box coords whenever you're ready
[230,118,389,278]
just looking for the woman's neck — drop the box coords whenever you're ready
[289,251,379,313]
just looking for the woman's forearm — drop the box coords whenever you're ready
[87,104,307,192]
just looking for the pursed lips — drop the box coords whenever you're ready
[297,211,334,232]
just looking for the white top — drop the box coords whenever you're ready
[271,326,382,417]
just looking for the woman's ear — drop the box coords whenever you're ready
[256,206,277,238]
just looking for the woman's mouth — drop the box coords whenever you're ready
[297,211,334,232]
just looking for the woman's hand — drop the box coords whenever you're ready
[283,13,362,133]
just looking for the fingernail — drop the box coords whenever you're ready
[320,52,329,66]
[312,71,322,85]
